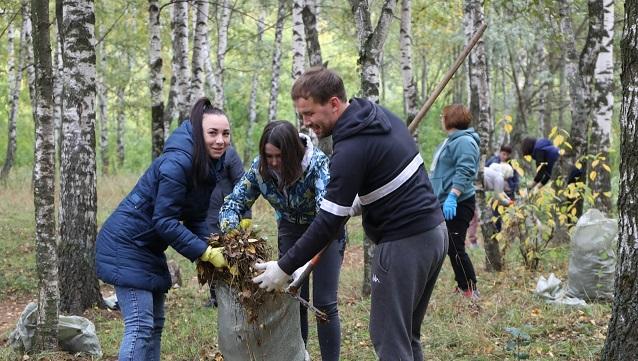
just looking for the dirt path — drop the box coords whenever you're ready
[0,294,34,343]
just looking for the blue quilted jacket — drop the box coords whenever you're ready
[219,134,330,231]
[96,121,223,292]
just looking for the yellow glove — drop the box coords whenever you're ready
[239,219,252,231]
[200,246,228,268]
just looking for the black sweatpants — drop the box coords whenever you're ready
[278,219,345,361]
[369,222,448,361]
[445,195,478,291]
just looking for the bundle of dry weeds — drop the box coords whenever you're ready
[196,229,273,322]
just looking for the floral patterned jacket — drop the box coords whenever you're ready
[219,134,330,231]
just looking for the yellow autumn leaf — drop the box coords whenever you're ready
[553,134,564,147]
[505,115,513,121]
[571,207,578,216]
[589,171,597,181]
[504,123,513,134]
[564,142,573,149]
[549,127,557,139]
[575,161,582,169]
[603,164,611,172]
[603,191,612,197]
[592,159,600,168]
[559,149,565,155]
[524,155,532,162]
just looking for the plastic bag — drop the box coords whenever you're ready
[565,209,617,301]
[216,281,305,361]
[8,302,103,357]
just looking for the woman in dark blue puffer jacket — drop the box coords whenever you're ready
[96,97,231,361]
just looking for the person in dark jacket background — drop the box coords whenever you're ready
[251,67,447,361]
[96,97,233,361]
[521,137,560,189]
[204,146,250,308]
[430,104,480,299]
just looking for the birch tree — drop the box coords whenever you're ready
[589,0,614,213]
[212,0,232,109]
[302,0,322,67]
[399,0,418,126]
[558,0,592,178]
[292,0,306,83]
[31,0,59,350]
[53,33,63,160]
[116,86,126,168]
[245,8,266,165]
[164,1,189,136]
[96,29,109,175]
[58,0,102,314]
[1,21,23,181]
[148,0,164,158]
[601,1,638,357]
[465,0,502,271]
[191,0,208,107]
[349,0,397,295]
[268,0,287,123]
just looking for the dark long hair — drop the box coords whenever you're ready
[521,137,537,156]
[190,97,226,188]
[258,121,305,191]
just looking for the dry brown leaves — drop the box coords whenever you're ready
[196,229,273,322]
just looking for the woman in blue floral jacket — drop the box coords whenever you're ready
[220,121,344,361]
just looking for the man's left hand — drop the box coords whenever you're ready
[252,261,289,292]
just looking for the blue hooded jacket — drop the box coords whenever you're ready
[532,138,560,185]
[96,121,223,292]
[430,128,480,204]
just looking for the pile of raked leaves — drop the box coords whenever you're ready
[196,229,273,322]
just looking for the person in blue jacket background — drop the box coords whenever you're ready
[521,137,560,188]
[219,121,344,361]
[96,97,233,361]
[430,104,480,299]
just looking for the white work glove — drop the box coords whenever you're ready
[252,261,290,292]
[349,195,362,217]
[291,261,310,284]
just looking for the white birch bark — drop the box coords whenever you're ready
[116,85,125,168]
[148,0,164,158]
[96,30,109,175]
[58,0,102,314]
[268,0,287,123]
[191,0,209,104]
[399,0,418,126]
[213,0,232,109]
[53,33,63,161]
[23,2,37,120]
[602,3,638,357]
[590,0,614,213]
[30,0,59,351]
[245,8,266,165]
[1,21,23,180]
[302,0,323,67]
[292,0,306,82]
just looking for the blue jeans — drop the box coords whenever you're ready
[115,286,166,361]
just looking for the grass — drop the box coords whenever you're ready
[0,169,611,360]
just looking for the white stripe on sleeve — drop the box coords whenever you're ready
[320,198,351,217]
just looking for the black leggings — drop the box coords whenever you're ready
[445,196,478,291]
[278,219,344,361]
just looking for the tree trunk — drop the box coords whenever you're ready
[268,0,287,123]
[96,30,109,175]
[537,35,549,136]
[465,0,501,272]
[589,0,614,214]
[349,0,398,295]
[244,8,265,166]
[164,1,189,137]
[58,0,102,315]
[399,0,418,127]
[601,2,638,357]
[116,86,126,168]
[148,0,164,159]
[24,2,37,123]
[292,0,306,84]
[558,0,592,178]
[212,0,232,109]
[302,0,322,67]
[30,0,59,351]
[1,21,23,181]
[53,33,63,163]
